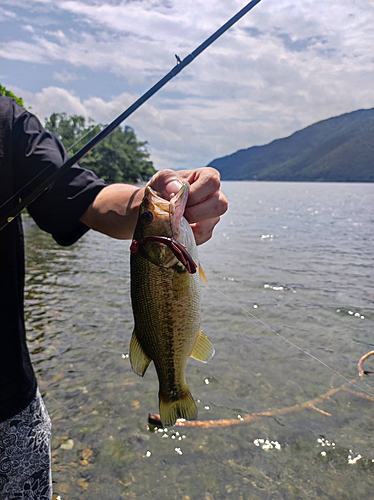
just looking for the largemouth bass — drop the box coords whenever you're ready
[130,182,214,426]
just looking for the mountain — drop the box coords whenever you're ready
[208,108,374,182]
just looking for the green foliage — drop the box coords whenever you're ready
[45,112,96,152]
[44,113,156,183]
[0,84,24,107]
[87,125,156,183]
[209,108,374,182]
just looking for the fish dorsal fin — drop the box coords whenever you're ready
[189,330,215,363]
[199,263,209,287]
[129,330,151,377]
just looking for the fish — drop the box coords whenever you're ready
[129,182,214,426]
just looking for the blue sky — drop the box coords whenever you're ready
[1,0,373,170]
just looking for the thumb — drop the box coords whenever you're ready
[148,170,183,200]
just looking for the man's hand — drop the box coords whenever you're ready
[81,168,228,244]
[147,168,228,245]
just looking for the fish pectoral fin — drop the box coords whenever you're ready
[189,330,215,363]
[199,263,209,287]
[129,330,151,377]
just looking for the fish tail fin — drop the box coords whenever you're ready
[159,387,197,427]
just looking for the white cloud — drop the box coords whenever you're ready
[10,77,374,173]
[10,86,88,120]
[0,6,16,21]
[2,0,374,170]
[45,29,67,40]
[22,25,35,33]
[53,70,78,83]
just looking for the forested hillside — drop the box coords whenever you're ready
[208,108,374,182]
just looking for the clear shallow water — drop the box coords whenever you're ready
[24,181,374,499]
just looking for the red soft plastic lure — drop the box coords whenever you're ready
[130,236,197,274]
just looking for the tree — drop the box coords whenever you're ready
[44,113,156,183]
[0,84,24,107]
[45,113,97,155]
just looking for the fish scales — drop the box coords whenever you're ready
[129,183,214,426]
[131,246,200,389]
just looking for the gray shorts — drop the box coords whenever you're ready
[0,388,52,500]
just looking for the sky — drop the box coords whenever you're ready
[1,0,373,171]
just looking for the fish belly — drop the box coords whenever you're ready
[130,250,201,425]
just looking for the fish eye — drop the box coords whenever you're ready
[142,211,153,222]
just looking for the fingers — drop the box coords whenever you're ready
[185,190,228,224]
[146,169,183,200]
[146,167,228,244]
[191,217,221,245]
[183,168,222,207]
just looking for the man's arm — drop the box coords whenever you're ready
[80,168,228,245]
[10,101,226,245]
[80,183,145,240]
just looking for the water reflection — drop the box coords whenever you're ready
[23,181,374,499]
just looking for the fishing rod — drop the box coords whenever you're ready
[0,0,261,231]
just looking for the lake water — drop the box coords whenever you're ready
[24,181,374,499]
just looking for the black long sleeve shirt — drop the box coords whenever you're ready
[0,96,106,421]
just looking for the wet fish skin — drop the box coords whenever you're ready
[130,183,214,426]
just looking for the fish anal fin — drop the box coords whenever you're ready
[159,388,197,426]
[189,330,215,363]
[129,330,151,377]
[199,263,209,287]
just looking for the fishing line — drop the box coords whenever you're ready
[208,283,374,399]
[1,0,262,231]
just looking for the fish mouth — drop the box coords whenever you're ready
[170,182,189,211]
[145,182,189,216]
[130,236,197,274]
[145,186,171,215]
[135,183,195,272]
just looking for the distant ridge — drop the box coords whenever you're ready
[208,108,374,182]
